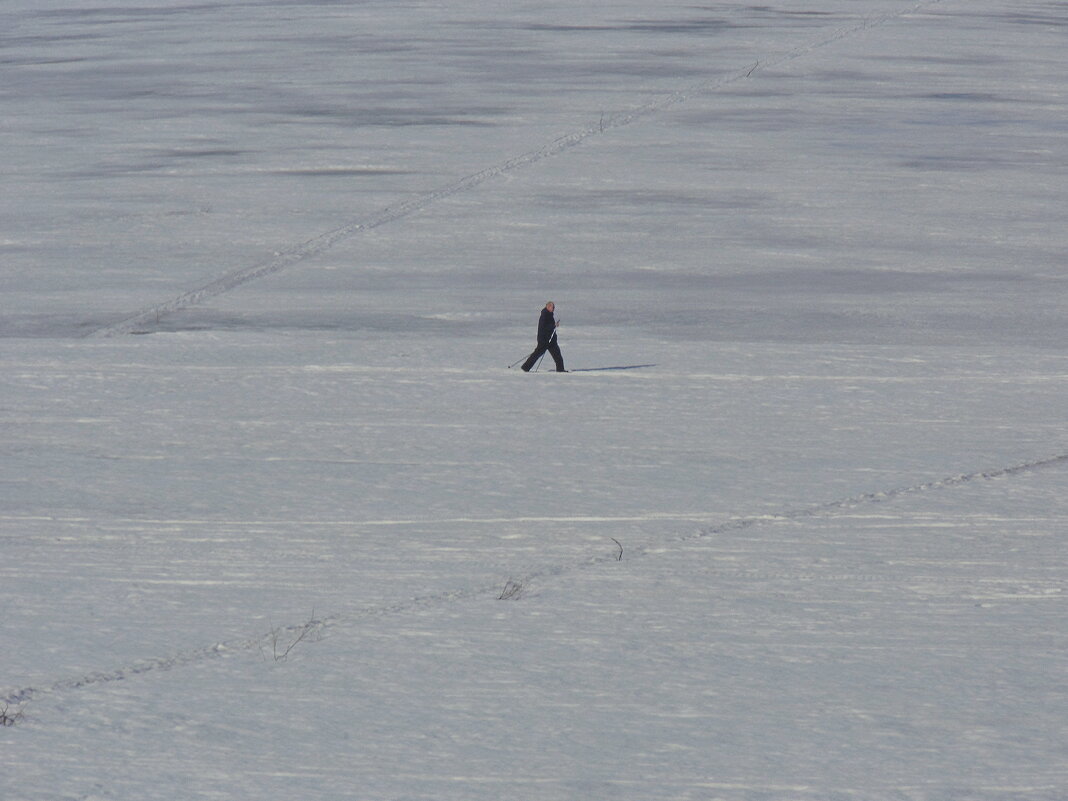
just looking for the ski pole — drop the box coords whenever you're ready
[515,316,560,371]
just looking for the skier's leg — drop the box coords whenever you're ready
[521,345,546,372]
[548,342,565,372]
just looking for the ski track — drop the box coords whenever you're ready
[86,0,946,338]
[4,447,1062,710]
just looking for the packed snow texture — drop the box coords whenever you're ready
[2,1,1067,799]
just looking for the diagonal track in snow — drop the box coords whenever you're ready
[3,447,1061,710]
[87,0,947,338]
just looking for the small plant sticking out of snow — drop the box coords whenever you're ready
[0,703,25,727]
[262,614,323,662]
[611,537,623,561]
[498,579,524,600]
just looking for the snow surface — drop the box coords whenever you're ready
[3,1,1068,799]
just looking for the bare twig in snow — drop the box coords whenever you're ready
[498,579,524,600]
[262,611,323,662]
[0,703,25,726]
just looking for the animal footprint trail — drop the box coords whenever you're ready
[87,0,947,338]
[5,445,1060,711]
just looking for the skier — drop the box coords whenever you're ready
[521,301,566,372]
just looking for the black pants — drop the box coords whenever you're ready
[521,340,565,372]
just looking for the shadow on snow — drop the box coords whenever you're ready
[569,364,657,372]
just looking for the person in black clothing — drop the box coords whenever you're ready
[521,301,566,372]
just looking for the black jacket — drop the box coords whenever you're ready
[537,308,557,346]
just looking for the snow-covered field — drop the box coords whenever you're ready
[3,1,1067,799]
